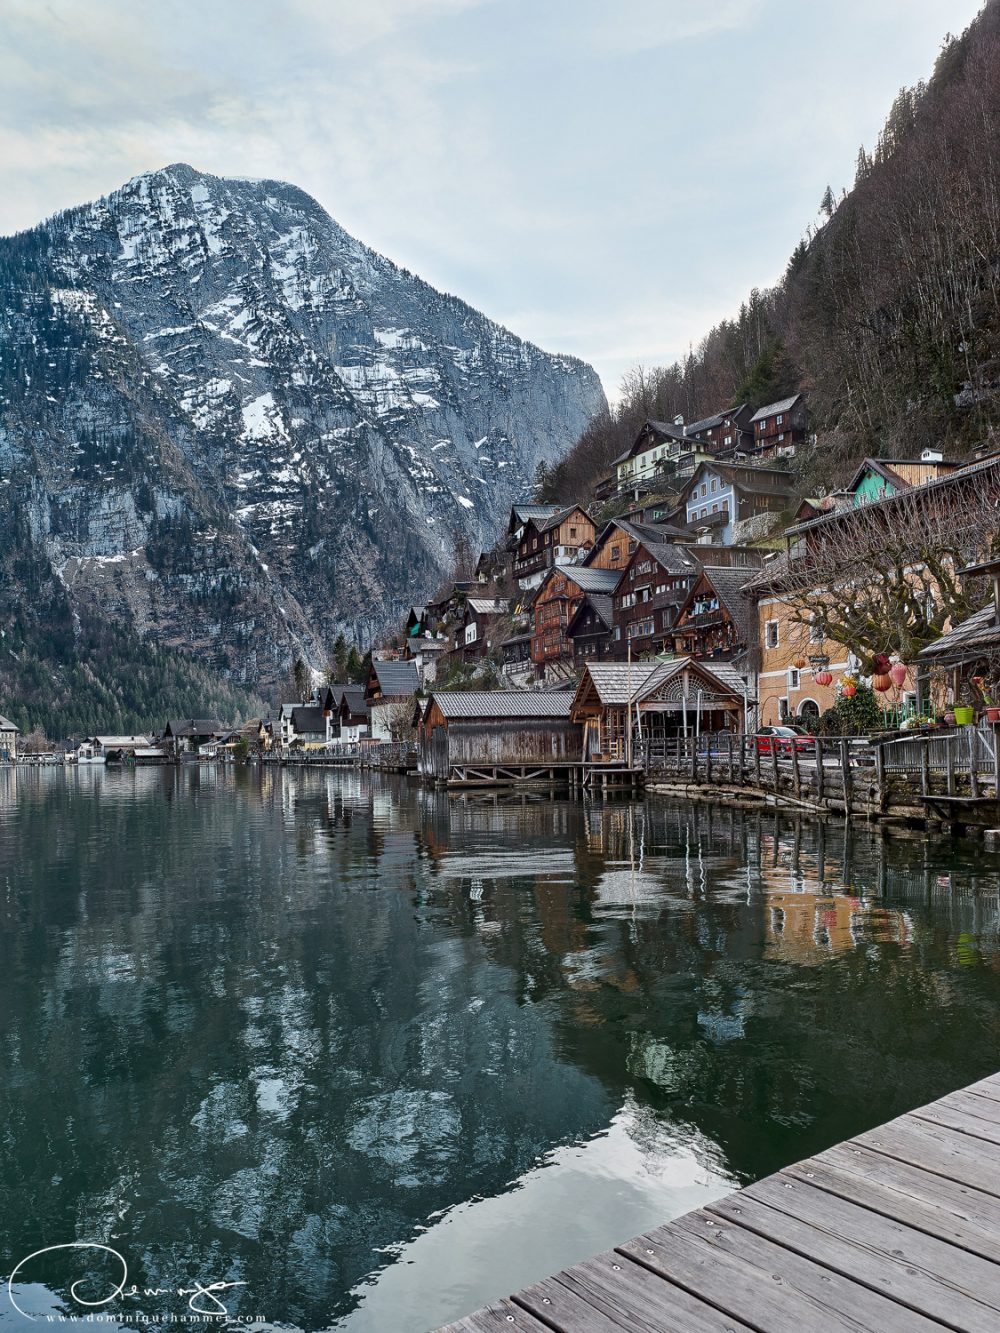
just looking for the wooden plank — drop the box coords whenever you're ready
[856,1113,1000,1195]
[912,1099,1000,1146]
[435,1297,556,1332]
[514,1250,755,1333]
[785,1148,1000,1264]
[620,1208,937,1332]
[714,1174,1000,1329]
[939,1089,1000,1125]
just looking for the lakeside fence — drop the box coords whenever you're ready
[639,724,1000,814]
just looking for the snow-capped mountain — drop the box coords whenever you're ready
[0,164,604,685]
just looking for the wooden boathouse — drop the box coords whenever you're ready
[417,691,582,786]
[440,1068,1000,1332]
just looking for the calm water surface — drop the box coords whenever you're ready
[2,765,1000,1330]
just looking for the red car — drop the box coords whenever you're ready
[756,725,817,754]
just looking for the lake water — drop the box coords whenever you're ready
[2,765,1000,1331]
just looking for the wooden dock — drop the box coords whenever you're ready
[438,1071,1000,1332]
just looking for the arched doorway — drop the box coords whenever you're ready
[798,698,820,719]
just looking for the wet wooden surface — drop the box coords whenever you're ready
[436,1071,1000,1332]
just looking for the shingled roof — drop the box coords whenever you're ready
[368,659,419,698]
[427,691,575,719]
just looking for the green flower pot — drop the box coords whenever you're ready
[954,706,975,725]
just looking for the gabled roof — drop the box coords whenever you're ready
[676,565,757,644]
[291,705,325,733]
[338,686,369,715]
[583,518,687,563]
[163,718,222,737]
[918,604,1000,664]
[427,691,576,719]
[572,657,751,713]
[369,659,419,698]
[466,597,509,616]
[535,504,591,534]
[0,715,19,731]
[750,394,802,422]
[679,460,794,505]
[508,502,563,532]
[847,458,909,494]
[540,564,623,597]
[638,541,699,576]
[566,594,614,637]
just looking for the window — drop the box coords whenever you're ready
[465,623,478,644]
[712,503,718,513]
[776,413,784,425]
[614,626,621,640]
[778,697,789,720]
[788,667,800,689]
[765,620,780,649]
[758,419,767,431]
[710,479,717,493]
[724,434,732,446]
[569,526,577,538]
[610,544,620,562]
[777,433,784,442]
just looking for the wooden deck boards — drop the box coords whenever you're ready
[436,1072,1000,1333]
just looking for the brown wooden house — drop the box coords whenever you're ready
[566,594,614,665]
[612,541,700,660]
[455,597,509,663]
[583,518,686,574]
[512,505,595,589]
[672,565,756,662]
[531,565,622,675]
[749,394,809,459]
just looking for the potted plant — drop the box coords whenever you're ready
[943,696,957,727]
[973,676,1000,723]
[954,685,975,726]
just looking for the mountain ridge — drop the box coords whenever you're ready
[0,163,604,722]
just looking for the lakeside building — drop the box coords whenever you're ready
[417,691,581,783]
[365,659,420,741]
[0,715,19,762]
[748,393,810,460]
[570,658,752,764]
[531,564,622,679]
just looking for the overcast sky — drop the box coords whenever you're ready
[1,0,986,397]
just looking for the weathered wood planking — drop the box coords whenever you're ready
[436,1072,1000,1333]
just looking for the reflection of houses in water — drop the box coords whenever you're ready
[762,888,913,960]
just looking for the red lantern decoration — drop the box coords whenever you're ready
[842,683,857,698]
[872,672,892,692]
[793,657,806,670]
[815,669,833,687]
[890,661,907,688]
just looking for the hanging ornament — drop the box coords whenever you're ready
[793,657,806,670]
[872,672,892,692]
[815,669,833,687]
[842,683,857,698]
[890,661,907,688]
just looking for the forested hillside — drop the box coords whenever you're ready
[542,1,1000,505]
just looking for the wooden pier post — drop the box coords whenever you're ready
[790,739,801,799]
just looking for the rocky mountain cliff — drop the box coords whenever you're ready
[0,164,604,693]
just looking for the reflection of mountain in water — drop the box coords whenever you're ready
[1,767,1000,1330]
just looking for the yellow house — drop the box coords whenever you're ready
[754,593,847,725]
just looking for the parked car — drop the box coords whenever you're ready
[756,725,817,754]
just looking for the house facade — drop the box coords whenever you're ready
[512,505,596,590]
[566,594,614,665]
[0,715,20,761]
[531,565,622,675]
[685,404,755,455]
[672,565,757,663]
[749,394,809,459]
[681,462,793,544]
[365,658,420,740]
[456,598,509,663]
[612,541,699,660]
